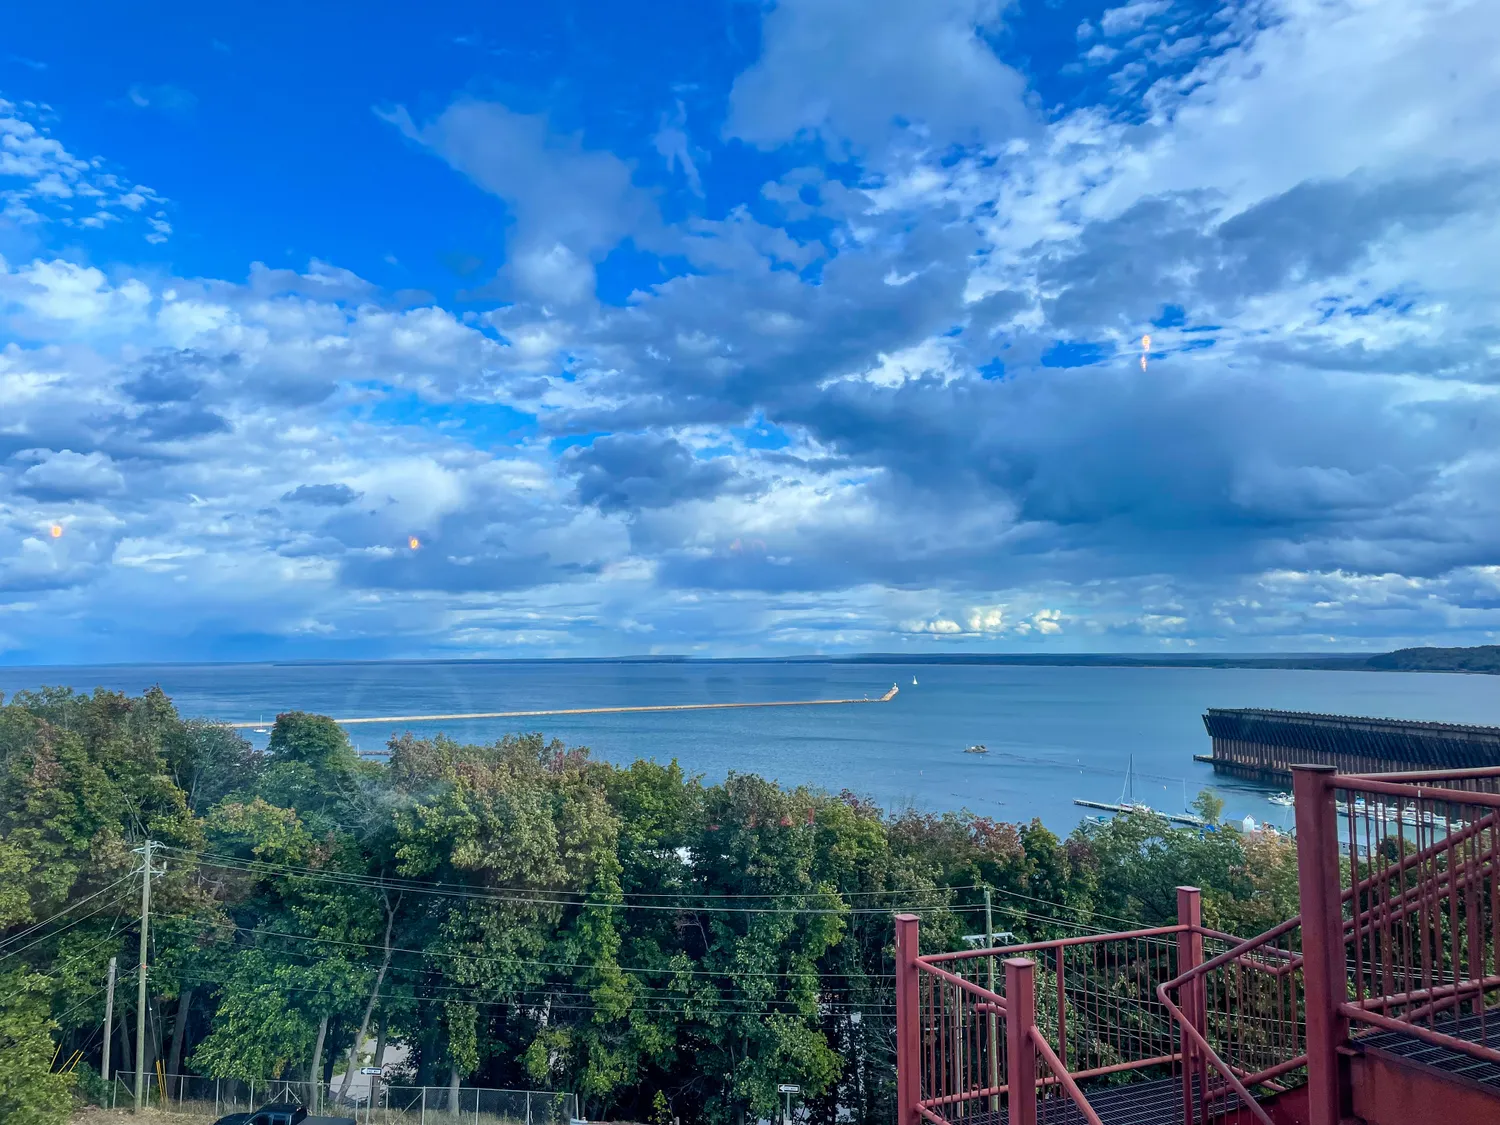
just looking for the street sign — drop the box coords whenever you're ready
[777,1085,800,1094]
[360,1067,383,1075]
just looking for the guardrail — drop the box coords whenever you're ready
[896,910,1196,1125]
[892,762,1500,1125]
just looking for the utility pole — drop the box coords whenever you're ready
[134,841,155,1112]
[102,956,118,1097]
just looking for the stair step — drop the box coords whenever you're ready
[960,1074,1243,1125]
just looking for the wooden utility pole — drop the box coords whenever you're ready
[102,956,118,1095]
[134,840,154,1112]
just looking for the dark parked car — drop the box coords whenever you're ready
[211,1101,357,1125]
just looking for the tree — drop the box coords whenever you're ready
[2,687,1294,1125]
[0,970,72,1125]
[1191,790,1225,825]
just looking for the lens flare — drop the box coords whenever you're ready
[408,536,421,550]
[50,524,63,538]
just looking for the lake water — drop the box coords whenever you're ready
[2,660,1496,832]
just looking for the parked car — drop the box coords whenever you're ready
[211,1101,357,1125]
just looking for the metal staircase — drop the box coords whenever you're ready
[894,762,1500,1125]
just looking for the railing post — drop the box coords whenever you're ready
[1177,887,1204,1123]
[1294,764,1347,1125]
[1005,959,1036,1125]
[895,913,921,1125]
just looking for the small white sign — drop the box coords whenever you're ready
[777,1085,800,1094]
[360,1067,383,1076]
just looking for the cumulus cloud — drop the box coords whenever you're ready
[281,483,361,506]
[727,0,1030,153]
[566,434,739,513]
[3,0,1500,660]
[381,100,651,303]
[15,449,127,500]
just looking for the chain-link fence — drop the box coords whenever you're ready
[105,1073,577,1125]
[376,1085,578,1125]
[108,1073,312,1117]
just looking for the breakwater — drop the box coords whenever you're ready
[226,683,900,729]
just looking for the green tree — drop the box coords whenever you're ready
[0,970,72,1125]
[1191,790,1225,825]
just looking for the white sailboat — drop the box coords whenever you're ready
[912,675,918,686]
[252,713,269,734]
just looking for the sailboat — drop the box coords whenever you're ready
[1119,755,1151,814]
[912,676,918,686]
[1075,757,1203,826]
[252,713,269,734]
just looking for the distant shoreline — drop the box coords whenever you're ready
[2,645,1496,674]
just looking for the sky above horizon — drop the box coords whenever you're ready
[2,0,1499,663]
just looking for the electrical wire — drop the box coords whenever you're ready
[164,969,893,1022]
[168,846,1148,931]
[0,888,138,967]
[26,907,134,988]
[169,847,970,914]
[0,874,136,956]
[148,912,897,982]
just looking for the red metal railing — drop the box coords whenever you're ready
[1332,767,1500,1061]
[896,763,1500,1125]
[897,905,1199,1125]
[1158,918,1301,1125]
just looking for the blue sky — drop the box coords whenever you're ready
[2,0,1499,662]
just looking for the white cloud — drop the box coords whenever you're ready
[654,101,703,194]
[3,0,1500,659]
[903,616,965,634]
[381,100,650,301]
[1,258,152,326]
[1099,0,1171,36]
[17,449,127,499]
[727,0,1030,153]
[0,100,170,242]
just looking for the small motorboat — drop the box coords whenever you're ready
[964,743,988,754]
[1268,792,1295,807]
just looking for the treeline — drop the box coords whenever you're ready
[1364,645,1500,673]
[0,687,1298,1125]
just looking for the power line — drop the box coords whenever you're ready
[0,875,136,957]
[25,907,134,990]
[148,912,897,982]
[169,845,1148,931]
[52,982,112,1031]
[170,847,972,913]
[0,887,137,967]
[984,885,1148,931]
[165,969,893,1021]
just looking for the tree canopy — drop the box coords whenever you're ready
[0,686,1294,1125]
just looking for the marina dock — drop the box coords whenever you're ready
[1073,798,1204,827]
[227,683,900,729]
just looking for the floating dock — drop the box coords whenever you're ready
[227,683,899,729]
[1073,799,1204,827]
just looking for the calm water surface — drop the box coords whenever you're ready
[2,661,1495,832]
